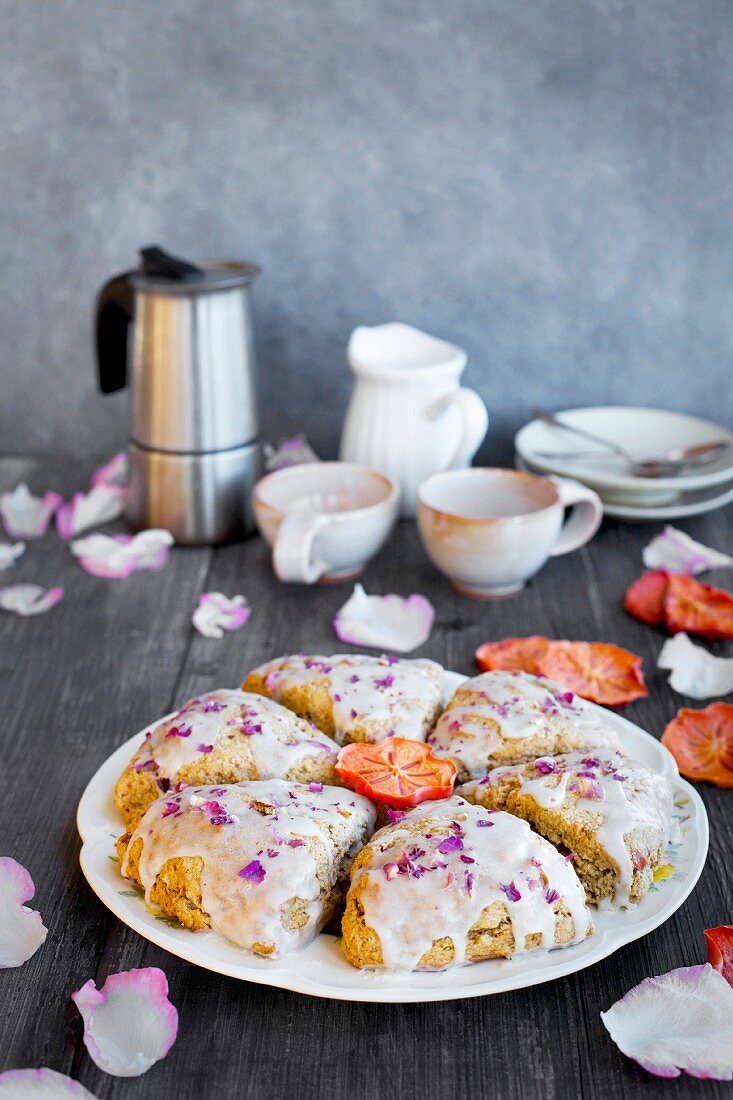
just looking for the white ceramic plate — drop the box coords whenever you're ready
[515,455,733,522]
[77,690,708,1004]
[516,408,733,505]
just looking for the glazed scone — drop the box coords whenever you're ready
[428,670,620,781]
[460,751,672,907]
[341,796,593,971]
[242,654,446,746]
[118,779,376,957]
[115,690,340,830]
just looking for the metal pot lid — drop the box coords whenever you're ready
[129,246,260,293]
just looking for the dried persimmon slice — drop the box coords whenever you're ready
[661,703,733,788]
[475,635,551,674]
[537,641,647,707]
[662,574,733,641]
[705,925,733,987]
[335,738,457,808]
[624,571,669,626]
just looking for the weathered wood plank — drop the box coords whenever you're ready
[0,457,212,1082]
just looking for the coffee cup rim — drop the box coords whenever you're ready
[417,467,560,522]
[254,461,400,519]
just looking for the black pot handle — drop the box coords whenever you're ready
[96,272,134,393]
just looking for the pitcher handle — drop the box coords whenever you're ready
[273,512,330,584]
[548,477,603,556]
[447,387,489,469]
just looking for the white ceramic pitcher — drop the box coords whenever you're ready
[339,323,489,516]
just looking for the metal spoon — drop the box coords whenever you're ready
[532,409,730,478]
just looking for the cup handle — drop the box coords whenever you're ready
[447,387,489,468]
[272,511,330,583]
[548,476,603,557]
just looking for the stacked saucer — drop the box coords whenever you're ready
[515,407,733,521]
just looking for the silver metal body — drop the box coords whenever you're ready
[125,263,261,543]
[127,442,261,545]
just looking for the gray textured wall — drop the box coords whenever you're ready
[1,0,732,464]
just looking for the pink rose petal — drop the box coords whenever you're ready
[0,485,62,539]
[91,451,129,489]
[192,592,251,639]
[658,633,733,699]
[643,525,733,576]
[601,963,733,1080]
[71,967,178,1078]
[0,542,25,572]
[263,434,319,471]
[0,1068,98,1097]
[56,484,125,540]
[70,529,174,578]
[333,583,435,653]
[0,856,47,968]
[0,585,63,617]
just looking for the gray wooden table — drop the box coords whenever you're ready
[1,455,731,1100]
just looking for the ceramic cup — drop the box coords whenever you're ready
[417,468,602,598]
[253,462,400,583]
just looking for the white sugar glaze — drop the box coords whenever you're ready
[350,796,591,971]
[464,751,673,907]
[132,690,339,782]
[122,779,376,957]
[255,654,446,743]
[429,670,619,778]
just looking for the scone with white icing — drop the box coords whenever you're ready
[460,751,672,907]
[341,797,593,971]
[118,779,376,958]
[115,690,340,830]
[428,670,620,782]
[242,654,446,746]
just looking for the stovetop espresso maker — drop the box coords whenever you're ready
[96,246,262,544]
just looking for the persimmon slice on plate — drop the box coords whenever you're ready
[705,925,733,987]
[475,636,551,674]
[662,574,733,641]
[335,738,457,809]
[624,571,668,627]
[661,703,733,788]
[537,641,647,707]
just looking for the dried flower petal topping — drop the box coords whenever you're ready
[0,857,47,968]
[192,592,251,639]
[71,967,178,1077]
[263,434,320,471]
[0,1067,99,1097]
[663,574,733,642]
[537,641,647,707]
[601,964,733,1079]
[238,859,266,884]
[705,926,733,987]
[0,484,62,539]
[0,542,25,572]
[333,584,435,654]
[661,703,733,788]
[643,526,733,575]
[475,636,551,674]
[658,633,733,699]
[0,584,63,617]
[70,529,174,578]
[624,571,668,627]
